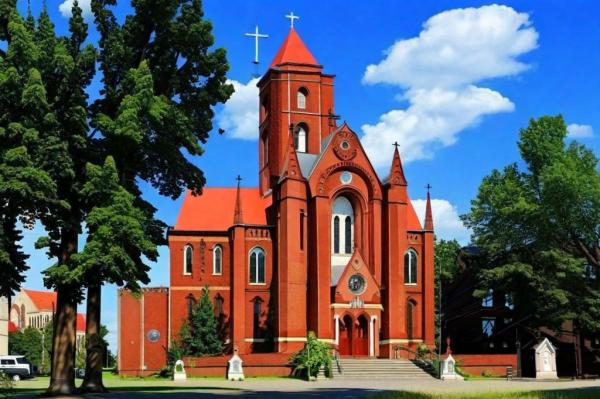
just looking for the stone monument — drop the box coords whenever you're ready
[173,359,187,381]
[533,338,558,379]
[227,346,245,381]
[440,338,463,381]
[0,297,8,356]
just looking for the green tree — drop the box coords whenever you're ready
[434,239,461,348]
[289,332,333,380]
[9,327,43,369]
[0,0,231,393]
[180,287,223,356]
[463,115,600,373]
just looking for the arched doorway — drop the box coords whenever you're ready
[354,315,369,356]
[339,315,353,356]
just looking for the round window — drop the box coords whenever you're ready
[348,274,366,295]
[340,171,352,184]
[147,329,161,343]
[340,140,350,150]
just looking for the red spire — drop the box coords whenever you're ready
[389,143,407,186]
[234,175,243,224]
[425,185,434,231]
[280,124,303,181]
[270,28,318,67]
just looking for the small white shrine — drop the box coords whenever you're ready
[441,353,464,380]
[228,346,245,381]
[173,359,187,381]
[533,338,558,379]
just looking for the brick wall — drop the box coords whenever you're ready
[454,353,518,377]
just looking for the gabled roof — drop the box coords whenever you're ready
[174,188,271,231]
[270,28,318,67]
[76,313,86,333]
[407,200,423,231]
[23,289,57,312]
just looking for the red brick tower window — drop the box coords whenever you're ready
[213,245,222,275]
[294,123,307,153]
[249,247,266,284]
[296,87,308,109]
[184,245,193,275]
[332,196,354,255]
[404,249,417,284]
[407,300,416,340]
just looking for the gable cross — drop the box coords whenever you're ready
[392,141,400,150]
[285,12,299,28]
[245,26,269,64]
[426,183,432,193]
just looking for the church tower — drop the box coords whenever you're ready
[257,28,336,194]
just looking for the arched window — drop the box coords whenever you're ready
[253,297,263,338]
[249,247,266,284]
[263,135,269,164]
[404,249,417,284]
[214,294,224,316]
[332,196,354,255]
[186,294,196,319]
[294,124,307,152]
[183,245,193,275]
[297,88,308,109]
[213,245,222,275]
[407,300,415,340]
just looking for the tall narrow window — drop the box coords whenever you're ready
[214,294,224,316]
[333,216,340,253]
[184,245,193,275]
[300,210,305,251]
[482,317,495,337]
[331,196,354,255]
[294,124,307,152]
[297,88,308,109]
[249,247,266,284]
[344,216,352,254]
[186,294,196,319]
[253,298,263,338]
[407,301,415,340]
[213,245,222,275]
[404,249,417,284]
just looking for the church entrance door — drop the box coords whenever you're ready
[339,315,353,356]
[353,315,369,356]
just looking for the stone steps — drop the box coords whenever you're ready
[332,358,436,379]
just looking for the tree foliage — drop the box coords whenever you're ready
[0,0,232,393]
[289,332,333,379]
[179,287,223,356]
[434,238,461,346]
[463,115,600,334]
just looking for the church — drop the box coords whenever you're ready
[118,26,435,376]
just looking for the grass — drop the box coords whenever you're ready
[370,390,600,399]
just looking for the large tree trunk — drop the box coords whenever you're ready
[81,284,107,392]
[46,229,78,396]
[46,286,78,395]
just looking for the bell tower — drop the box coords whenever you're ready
[257,28,336,194]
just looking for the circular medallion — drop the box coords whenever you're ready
[340,140,350,150]
[147,329,161,343]
[340,171,352,185]
[333,131,358,160]
[348,274,366,295]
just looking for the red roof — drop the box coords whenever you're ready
[174,188,271,231]
[8,321,17,333]
[23,289,57,312]
[76,313,86,333]
[270,28,318,67]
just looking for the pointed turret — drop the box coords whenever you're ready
[389,145,407,186]
[233,175,243,225]
[424,186,434,231]
[279,125,304,182]
[270,28,318,67]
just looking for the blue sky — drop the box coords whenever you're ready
[14,1,600,351]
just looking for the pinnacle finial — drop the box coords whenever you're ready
[285,12,300,28]
[234,175,243,224]
[425,184,434,231]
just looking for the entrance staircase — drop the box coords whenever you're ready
[332,358,436,379]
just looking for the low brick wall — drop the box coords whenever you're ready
[183,353,292,378]
[453,354,518,377]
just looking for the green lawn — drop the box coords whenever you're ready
[370,390,600,399]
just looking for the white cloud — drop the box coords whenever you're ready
[362,5,538,168]
[567,123,594,139]
[216,78,260,140]
[412,198,470,244]
[59,0,92,19]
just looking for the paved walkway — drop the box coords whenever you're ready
[13,377,600,398]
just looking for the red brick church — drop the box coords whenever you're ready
[119,27,435,375]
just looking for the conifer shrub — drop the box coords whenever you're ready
[178,286,224,356]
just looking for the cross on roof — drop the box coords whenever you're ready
[285,12,299,28]
[392,142,400,149]
[245,26,269,64]
[236,175,243,185]
[426,183,432,193]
